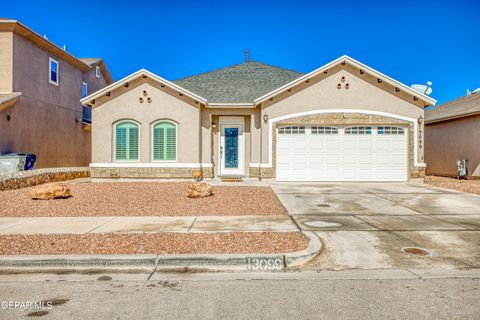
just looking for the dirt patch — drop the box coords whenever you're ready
[0,182,287,217]
[27,310,49,317]
[425,176,480,195]
[40,298,69,306]
[0,232,308,255]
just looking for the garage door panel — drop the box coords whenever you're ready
[293,154,307,164]
[276,125,407,181]
[293,139,307,149]
[343,154,357,164]
[309,139,323,150]
[325,154,340,164]
[359,154,373,164]
[309,154,323,164]
[325,140,341,150]
[277,154,291,165]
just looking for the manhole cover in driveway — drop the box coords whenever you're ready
[401,247,432,256]
[304,221,342,228]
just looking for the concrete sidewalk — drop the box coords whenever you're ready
[0,216,299,235]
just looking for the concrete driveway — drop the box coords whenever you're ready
[272,182,480,270]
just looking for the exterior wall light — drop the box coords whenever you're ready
[124,82,129,87]
[212,121,216,128]
[263,113,269,124]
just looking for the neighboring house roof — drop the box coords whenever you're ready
[79,58,114,84]
[81,69,207,107]
[425,92,480,123]
[0,19,113,84]
[254,55,437,107]
[0,92,22,111]
[173,60,304,104]
[79,58,103,66]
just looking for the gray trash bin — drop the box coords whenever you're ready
[0,154,26,175]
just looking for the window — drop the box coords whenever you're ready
[115,121,139,161]
[49,57,59,85]
[152,121,177,161]
[95,66,100,78]
[82,82,88,98]
[278,126,305,135]
[377,126,404,135]
[345,126,372,135]
[311,126,339,135]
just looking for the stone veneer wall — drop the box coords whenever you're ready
[0,167,90,191]
[250,113,425,180]
[90,167,214,179]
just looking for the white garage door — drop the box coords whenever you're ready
[276,125,408,181]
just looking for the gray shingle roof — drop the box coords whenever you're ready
[173,60,304,103]
[426,92,480,123]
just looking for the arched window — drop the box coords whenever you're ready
[115,121,139,161]
[152,121,177,161]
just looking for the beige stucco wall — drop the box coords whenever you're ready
[0,32,13,92]
[425,115,480,178]
[0,32,109,168]
[92,79,200,164]
[258,68,425,166]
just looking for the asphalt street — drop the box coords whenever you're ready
[0,271,479,320]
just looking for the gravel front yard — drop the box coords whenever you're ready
[0,232,308,255]
[425,176,480,195]
[0,182,287,217]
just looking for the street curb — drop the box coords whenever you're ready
[0,232,322,272]
[284,231,322,269]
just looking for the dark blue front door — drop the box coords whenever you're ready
[224,128,238,168]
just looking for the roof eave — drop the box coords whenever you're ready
[207,103,255,108]
[0,20,91,72]
[425,110,480,124]
[253,55,437,107]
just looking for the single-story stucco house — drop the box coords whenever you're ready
[81,55,436,182]
[425,91,480,178]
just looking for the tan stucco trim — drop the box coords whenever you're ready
[0,92,21,111]
[254,55,436,107]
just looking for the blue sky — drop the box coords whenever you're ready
[3,0,479,105]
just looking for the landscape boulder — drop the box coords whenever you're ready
[187,182,213,198]
[29,182,72,200]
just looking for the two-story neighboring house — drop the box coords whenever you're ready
[0,19,113,168]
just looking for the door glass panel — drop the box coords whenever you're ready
[225,128,239,168]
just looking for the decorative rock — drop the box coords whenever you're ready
[29,183,72,200]
[187,182,213,198]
